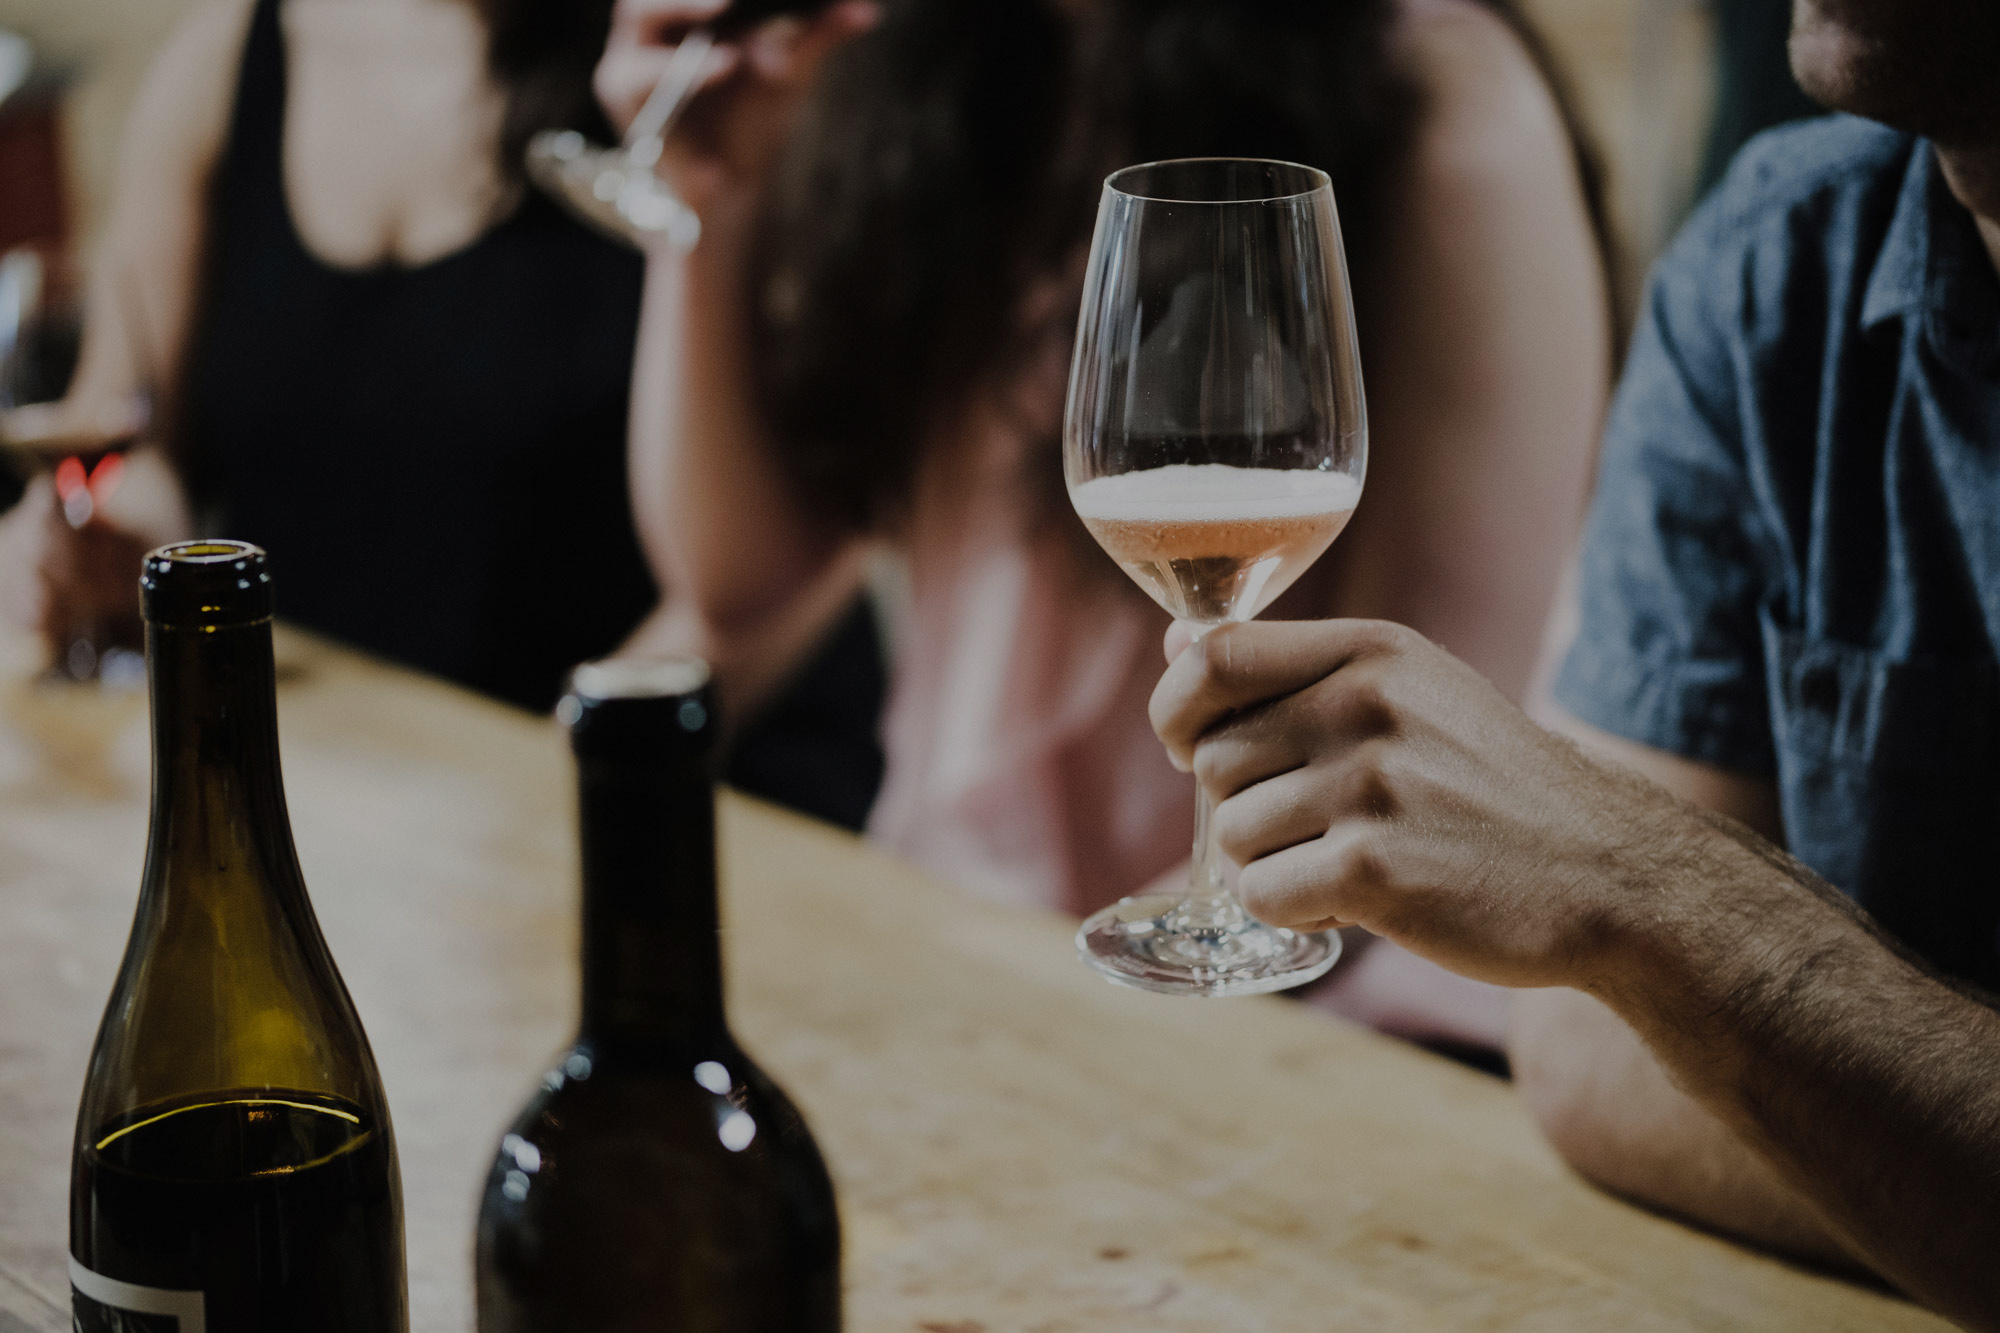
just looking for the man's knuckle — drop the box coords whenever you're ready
[1337,671,1400,736]
[1236,861,1288,919]
[1191,741,1225,790]
[1185,633,1225,692]
[1357,619,1420,660]
[1331,833,1391,889]
[1348,747,1401,818]
[1211,807,1254,862]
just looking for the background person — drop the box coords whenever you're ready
[1143,0,2000,1276]
[1507,0,2000,1269]
[0,0,883,826]
[1148,617,2000,1332]
[602,0,1614,1053]
[0,0,649,710]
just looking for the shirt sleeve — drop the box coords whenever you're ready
[1553,198,1780,777]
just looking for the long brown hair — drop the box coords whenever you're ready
[748,0,1611,533]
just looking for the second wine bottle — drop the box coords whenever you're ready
[475,658,841,1330]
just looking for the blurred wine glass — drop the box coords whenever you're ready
[526,0,830,249]
[1064,158,1367,997]
[0,249,149,684]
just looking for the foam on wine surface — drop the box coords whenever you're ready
[1072,464,1360,623]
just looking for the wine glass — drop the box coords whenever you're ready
[526,0,831,250]
[0,250,149,684]
[1064,158,1367,997]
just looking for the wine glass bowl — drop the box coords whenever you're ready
[525,25,712,253]
[526,0,835,250]
[1064,158,1367,997]
[0,254,150,684]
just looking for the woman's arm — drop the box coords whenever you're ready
[625,197,868,650]
[1314,0,1609,703]
[600,0,877,717]
[623,218,869,716]
[70,0,251,419]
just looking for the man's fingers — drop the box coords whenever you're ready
[1150,618,1409,768]
[1190,706,1310,798]
[1210,768,1332,866]
[1236,824,1386,932]
[1210,743,1407,865]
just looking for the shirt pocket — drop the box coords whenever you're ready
[1760,609,2000,988]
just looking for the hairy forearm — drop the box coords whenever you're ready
[1154,622,2000,1322]
[1508,989,1856,1269]
[1596,820,2000,1328]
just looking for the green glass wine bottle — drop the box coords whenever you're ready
[475,658,841,1331]
[70,540,407,1333]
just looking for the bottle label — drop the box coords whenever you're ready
[70,1257,207,1333]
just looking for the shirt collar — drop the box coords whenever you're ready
[1860,142,2000,376]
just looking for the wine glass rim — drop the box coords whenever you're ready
[1103,157,1331,204]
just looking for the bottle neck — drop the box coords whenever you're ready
[144,618,298,904]
[577,753,726,1053]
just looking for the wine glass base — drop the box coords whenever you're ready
[1076,894,1341,997]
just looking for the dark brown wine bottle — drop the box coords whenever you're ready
[475,659,840,1331]
[70,541,407,1333]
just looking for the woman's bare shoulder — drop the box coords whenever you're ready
[1390,0,1577,183]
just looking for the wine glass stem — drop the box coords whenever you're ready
[1173,782,1249,936]
[623,28,716,164]
[1170,619,1250,938]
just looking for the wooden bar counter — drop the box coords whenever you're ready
[0,625,1949,1332]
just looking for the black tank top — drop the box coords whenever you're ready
[183,0,887,828]
[184,0,654,711]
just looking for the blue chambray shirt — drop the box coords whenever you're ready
[1554,116,2000,990]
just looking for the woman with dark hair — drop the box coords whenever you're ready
[607,0,1612,1047]
[0,0,884,826]
[3,0,644,704]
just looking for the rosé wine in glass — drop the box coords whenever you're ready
[1062,157,1367,997]
[1072,463,1359,625]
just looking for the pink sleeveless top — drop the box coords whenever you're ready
[866,410,1194,916]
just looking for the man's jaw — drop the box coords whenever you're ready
[1788,0,2000,150]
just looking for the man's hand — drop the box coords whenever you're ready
[1150,619,1700,993]
[1151,620,2000,1328]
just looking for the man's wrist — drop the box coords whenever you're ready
[1581,800,1825,1073]
[1581,799,1920,1129]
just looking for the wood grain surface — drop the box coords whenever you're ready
[0,625,1949,1332]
